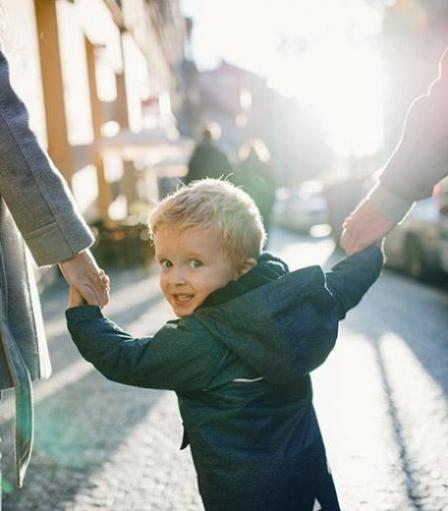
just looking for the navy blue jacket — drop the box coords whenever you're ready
[66,246,383,511]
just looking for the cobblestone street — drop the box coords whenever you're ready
[1,228,447,510]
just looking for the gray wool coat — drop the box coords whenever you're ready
[0,48,94,487]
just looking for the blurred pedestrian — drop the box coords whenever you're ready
[234,138,276,233]
[184,122,233,183]
[0,47,109,489]
[67,179,384,511]
[341,47,448,254]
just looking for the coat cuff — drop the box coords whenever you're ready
[367,181,414,224]
[66,305,103,322]
[24,218,94,266]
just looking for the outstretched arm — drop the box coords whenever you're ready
[66,306,223,391]
[341,47,448,254]
[325,245,384,320]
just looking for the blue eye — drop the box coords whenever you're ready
[190,259,203,269]
[160,259,173,269]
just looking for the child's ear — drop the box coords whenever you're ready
[238,257,257,277]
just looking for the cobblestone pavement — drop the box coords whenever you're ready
[1,228,447,510]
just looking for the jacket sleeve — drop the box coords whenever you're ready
[0,50,94,266]
[325,245,384,320]
[379,47,448,202]
[65,306,223,392]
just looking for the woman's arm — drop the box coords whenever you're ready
[380,48,448,201]
[0,50,93,265]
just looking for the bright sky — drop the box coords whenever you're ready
[181,0,389,157]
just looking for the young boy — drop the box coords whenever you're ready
[66,179,383,511]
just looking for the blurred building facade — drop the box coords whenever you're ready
[186,59,332,186]
[0,0,192,225]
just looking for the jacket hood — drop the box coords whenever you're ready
[194,253,339,386]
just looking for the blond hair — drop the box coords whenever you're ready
[148,179,266,263]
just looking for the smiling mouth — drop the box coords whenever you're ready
[172,294,194,303]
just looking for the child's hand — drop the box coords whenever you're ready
[69,286,87,308]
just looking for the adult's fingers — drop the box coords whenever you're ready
[99,270,110,287]
[101,276,111,293]
[87,274,109,306]
[341,227,372,255]
[341,226,380,255]
[340,198,392,254]
[71,281,107,307]
[342,215,352,230]
[78,284,102,306]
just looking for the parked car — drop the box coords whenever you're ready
[272,181,329,233]
[384,192,443,281]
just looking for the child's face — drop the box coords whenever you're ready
[154,225,242,317]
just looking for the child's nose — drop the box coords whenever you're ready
[170,267,187,286]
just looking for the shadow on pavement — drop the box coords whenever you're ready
[342,269,448,511]
[0,266,170,511]
[349,267,448,396]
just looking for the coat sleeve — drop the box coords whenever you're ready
[325,246,384,320]
[65,306,224,392]
[367,181,414,225]
[0,50,94,266]
[379,47,448,201]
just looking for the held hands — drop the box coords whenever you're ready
[68,271,110,308]
[59,250,110,307]
[340,199,392,255]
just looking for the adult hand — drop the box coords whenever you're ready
[340,199,394,255]
[59,250,110,307]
